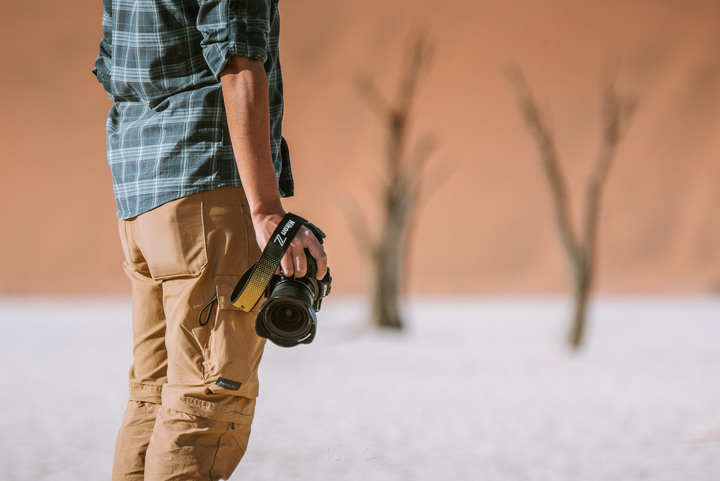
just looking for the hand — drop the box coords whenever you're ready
[252,211,329,280]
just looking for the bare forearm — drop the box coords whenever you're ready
[219,56,327,279]
[220,56,284,223]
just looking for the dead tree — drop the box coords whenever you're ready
[351,34,436,330]
[509,69,636,350]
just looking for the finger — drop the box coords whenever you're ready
[280,249,294,278]
[294,242,308,278]
[306,238,328,280]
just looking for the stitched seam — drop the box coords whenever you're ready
[180,396,216,410]
[200,189,210,277]
[129,382,163,393]
[207,422,232,481]
[237,189,251,270]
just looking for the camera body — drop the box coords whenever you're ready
[255,250,332,347]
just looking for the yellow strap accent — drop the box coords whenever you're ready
[230,213,306,311]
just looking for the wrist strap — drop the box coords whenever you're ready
[231,213,306,312]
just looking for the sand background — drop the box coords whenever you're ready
[3,296,719,480]
[1,0,719,295]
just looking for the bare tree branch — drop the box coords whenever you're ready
[583,83,636,263]
[354,73,391,120]
[507,68,581,263]
[395,33,435,120]
[395,133,436,201]
[342,197,379,261]
[405,132,438,173]
[509,66,637,350]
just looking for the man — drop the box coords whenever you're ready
[93,1,327,479]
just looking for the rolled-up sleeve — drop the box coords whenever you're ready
[92,1,113,97]
[197,0,271,78]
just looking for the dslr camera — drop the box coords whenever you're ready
[256,250,332,347]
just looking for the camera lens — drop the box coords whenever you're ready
[268,302,306,335]
[256,275,318,347]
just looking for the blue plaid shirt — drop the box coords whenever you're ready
[93,0,293,219]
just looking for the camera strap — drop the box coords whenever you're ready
[230,213,308,312]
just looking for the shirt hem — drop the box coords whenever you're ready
[116,181,243,220]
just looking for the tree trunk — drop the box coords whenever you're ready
[567,262,591,350]
[371,262,402,330]
[371,243,403,330]
[371,199,407,329]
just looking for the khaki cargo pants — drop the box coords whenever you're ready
[113,186,266,481]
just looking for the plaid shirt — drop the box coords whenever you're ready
[93,0,292,219]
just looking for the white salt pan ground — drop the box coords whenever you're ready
[0,296,718,480]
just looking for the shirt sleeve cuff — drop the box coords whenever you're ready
[93,56,114,99]
[200,0,271,79]
[205,42,268,79]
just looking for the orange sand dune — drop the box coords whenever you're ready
[1,0,719,295]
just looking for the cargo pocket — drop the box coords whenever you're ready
[135,195,208,279]
[203,275,266,398]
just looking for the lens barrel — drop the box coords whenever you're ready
[256,277,317,347]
